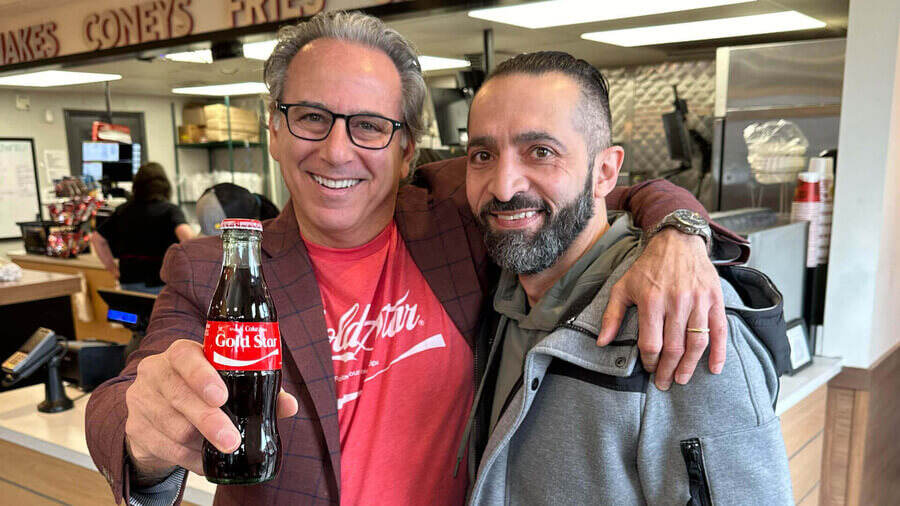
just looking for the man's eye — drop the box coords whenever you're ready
[533,146,552,158]
[471,151,491,162]
[301,113,325,123]
[358,121,379,131]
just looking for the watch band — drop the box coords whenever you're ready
[648,209,712,252]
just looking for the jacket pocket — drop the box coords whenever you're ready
[680,438,712,506]
[683,418,794,506]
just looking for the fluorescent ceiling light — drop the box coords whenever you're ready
[243,40,279,60]
[468,0,755,29]
[172,82,268,96]
[166,40,276,62]
[581,11,825,46]
[165,49,213,63]
[419,55,471,72]
[0,70,122,87]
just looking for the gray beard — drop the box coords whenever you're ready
[477,172,595,275]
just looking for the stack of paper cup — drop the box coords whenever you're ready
[790,171,822,268]
[808,157,834,264]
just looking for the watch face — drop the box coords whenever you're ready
[674,209,707,228]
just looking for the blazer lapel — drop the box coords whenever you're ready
[261,203,341,486]
[394,184,483,346]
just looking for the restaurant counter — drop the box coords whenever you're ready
[1,270,81,391]
[0,356,841,506]
[8,250,131,343]
[0,384,215,505]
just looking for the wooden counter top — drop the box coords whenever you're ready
[9,253,131,342]
[0,384,215,505]
[0,269,81,306]
[7,250,108,270]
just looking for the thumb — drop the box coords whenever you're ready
[598,285,632,346]
[276,389,299,418]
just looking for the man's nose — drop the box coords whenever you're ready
[488,155,529,203]
[318,118,355,165]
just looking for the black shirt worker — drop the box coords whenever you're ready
[92,162,194,294]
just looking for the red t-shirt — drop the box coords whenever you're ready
[304,221,473,506]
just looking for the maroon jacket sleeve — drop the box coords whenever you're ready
[85,243,205,504]
[607,179,750,264]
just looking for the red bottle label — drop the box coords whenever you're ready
[203,321,282,371]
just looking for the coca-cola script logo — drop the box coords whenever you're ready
[203,321,282,371]
[329,290,423,362]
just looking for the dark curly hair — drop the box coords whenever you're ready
[132,162,172,202]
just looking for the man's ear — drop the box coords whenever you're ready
[400,131,416,179]
[592,145,625,198]
[268,110,282,162]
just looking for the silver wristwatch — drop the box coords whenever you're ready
[649,209,712,250]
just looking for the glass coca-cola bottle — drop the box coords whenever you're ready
[202,218,282,484]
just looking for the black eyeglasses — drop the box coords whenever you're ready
[276,102,405,150]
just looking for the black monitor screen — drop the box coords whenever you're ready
[118,143,133,161]
[430,88,469,146]
[662,111,693,167]
[103,161,134,182]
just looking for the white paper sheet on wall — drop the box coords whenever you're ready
[0,139,40,239]
[43,149,70,182]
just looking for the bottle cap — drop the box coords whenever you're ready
[219,218,263,231]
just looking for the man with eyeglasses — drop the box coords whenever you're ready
[85,10,748,506]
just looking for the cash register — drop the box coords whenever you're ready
[97,288,157,358]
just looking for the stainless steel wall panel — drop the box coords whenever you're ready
[723,38,845,111]
[603,59,716,176]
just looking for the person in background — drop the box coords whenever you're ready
[91,162,194,294]
[195,183,281,236]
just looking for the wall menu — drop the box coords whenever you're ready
[0,0,405,68]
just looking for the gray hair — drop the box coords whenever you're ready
[486,51,612,158]
[264,10,426,146]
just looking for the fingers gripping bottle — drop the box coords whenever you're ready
[202,219,282,484]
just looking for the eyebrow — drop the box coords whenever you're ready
[513,131,566,151]
[467,135,497,150]
[289,100,392,117]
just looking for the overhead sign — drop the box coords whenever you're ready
[0,0,404,70]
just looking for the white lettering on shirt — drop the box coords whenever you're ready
[328,290,423,362]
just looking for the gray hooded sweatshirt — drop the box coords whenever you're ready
[466,213,794,506]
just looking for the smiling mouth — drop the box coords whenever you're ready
[310,173,363,190]
[494,210,539,221]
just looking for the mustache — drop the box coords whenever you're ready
[478,194,549,220]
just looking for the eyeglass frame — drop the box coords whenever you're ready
[275,102,406,150]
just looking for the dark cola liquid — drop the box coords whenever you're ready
[203,265,282,484]
[202,369,282,484]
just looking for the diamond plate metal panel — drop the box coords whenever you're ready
[601,60,716,176]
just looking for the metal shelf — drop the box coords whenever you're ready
[176,141,262,149]
[171,96,270,205]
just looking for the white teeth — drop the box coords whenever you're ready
[497,211,537,221]
[311,174,362,189]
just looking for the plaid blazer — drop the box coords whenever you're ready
[85,156,746,505]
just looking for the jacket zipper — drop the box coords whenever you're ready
[680,438,713,506]
[470,322,480,480]
[560,317,637,346]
